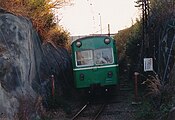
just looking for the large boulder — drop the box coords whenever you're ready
[0,9,73,119]
[0,10,43,119]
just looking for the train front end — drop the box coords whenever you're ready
[71,36,119,92]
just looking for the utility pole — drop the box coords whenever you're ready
[108,24,110,36]
[143,0,150,56]
[99,13,102,34]
[135,0,150,70]
[137,0,149,57]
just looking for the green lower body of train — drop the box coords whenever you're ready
[73,64,119,89]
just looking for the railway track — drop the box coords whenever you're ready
[92,103,106,120]
[71,101,106,120]
[71,102,89,120]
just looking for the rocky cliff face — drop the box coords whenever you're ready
[0,10,73,119]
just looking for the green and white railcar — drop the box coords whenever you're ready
[71,35,119,91]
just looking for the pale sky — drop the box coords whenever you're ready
[56,0,139,36]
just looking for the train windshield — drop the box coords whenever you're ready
[75,48,114,67]
[94,48,114,65]
[76,50,94,67]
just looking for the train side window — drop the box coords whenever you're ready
[94,48,114,65]
[76,50,93,67]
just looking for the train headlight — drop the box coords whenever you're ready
[104,38,111,44]
[107,71,113,78]
[80,73,84,80]
[76,41,82,47]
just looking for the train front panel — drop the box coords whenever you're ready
[71,36,119,89]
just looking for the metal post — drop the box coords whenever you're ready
[108,24,110,36]
[51,75,55,97]
[99,13,102,34]
[132,72,141,104]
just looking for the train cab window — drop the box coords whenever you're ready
[76,50,93,67]
[94,48,114,65]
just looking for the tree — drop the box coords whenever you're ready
[114,20,142,64]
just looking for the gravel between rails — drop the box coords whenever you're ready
[49,90,140,120]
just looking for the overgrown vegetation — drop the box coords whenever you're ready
[114,19,141,60]
[115,0,175,119]
[114,19,142,77]
[135,72,175,120]
[0,0,71,48]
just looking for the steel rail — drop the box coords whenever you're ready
[71,102,90,120]
[92,103,106,120]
